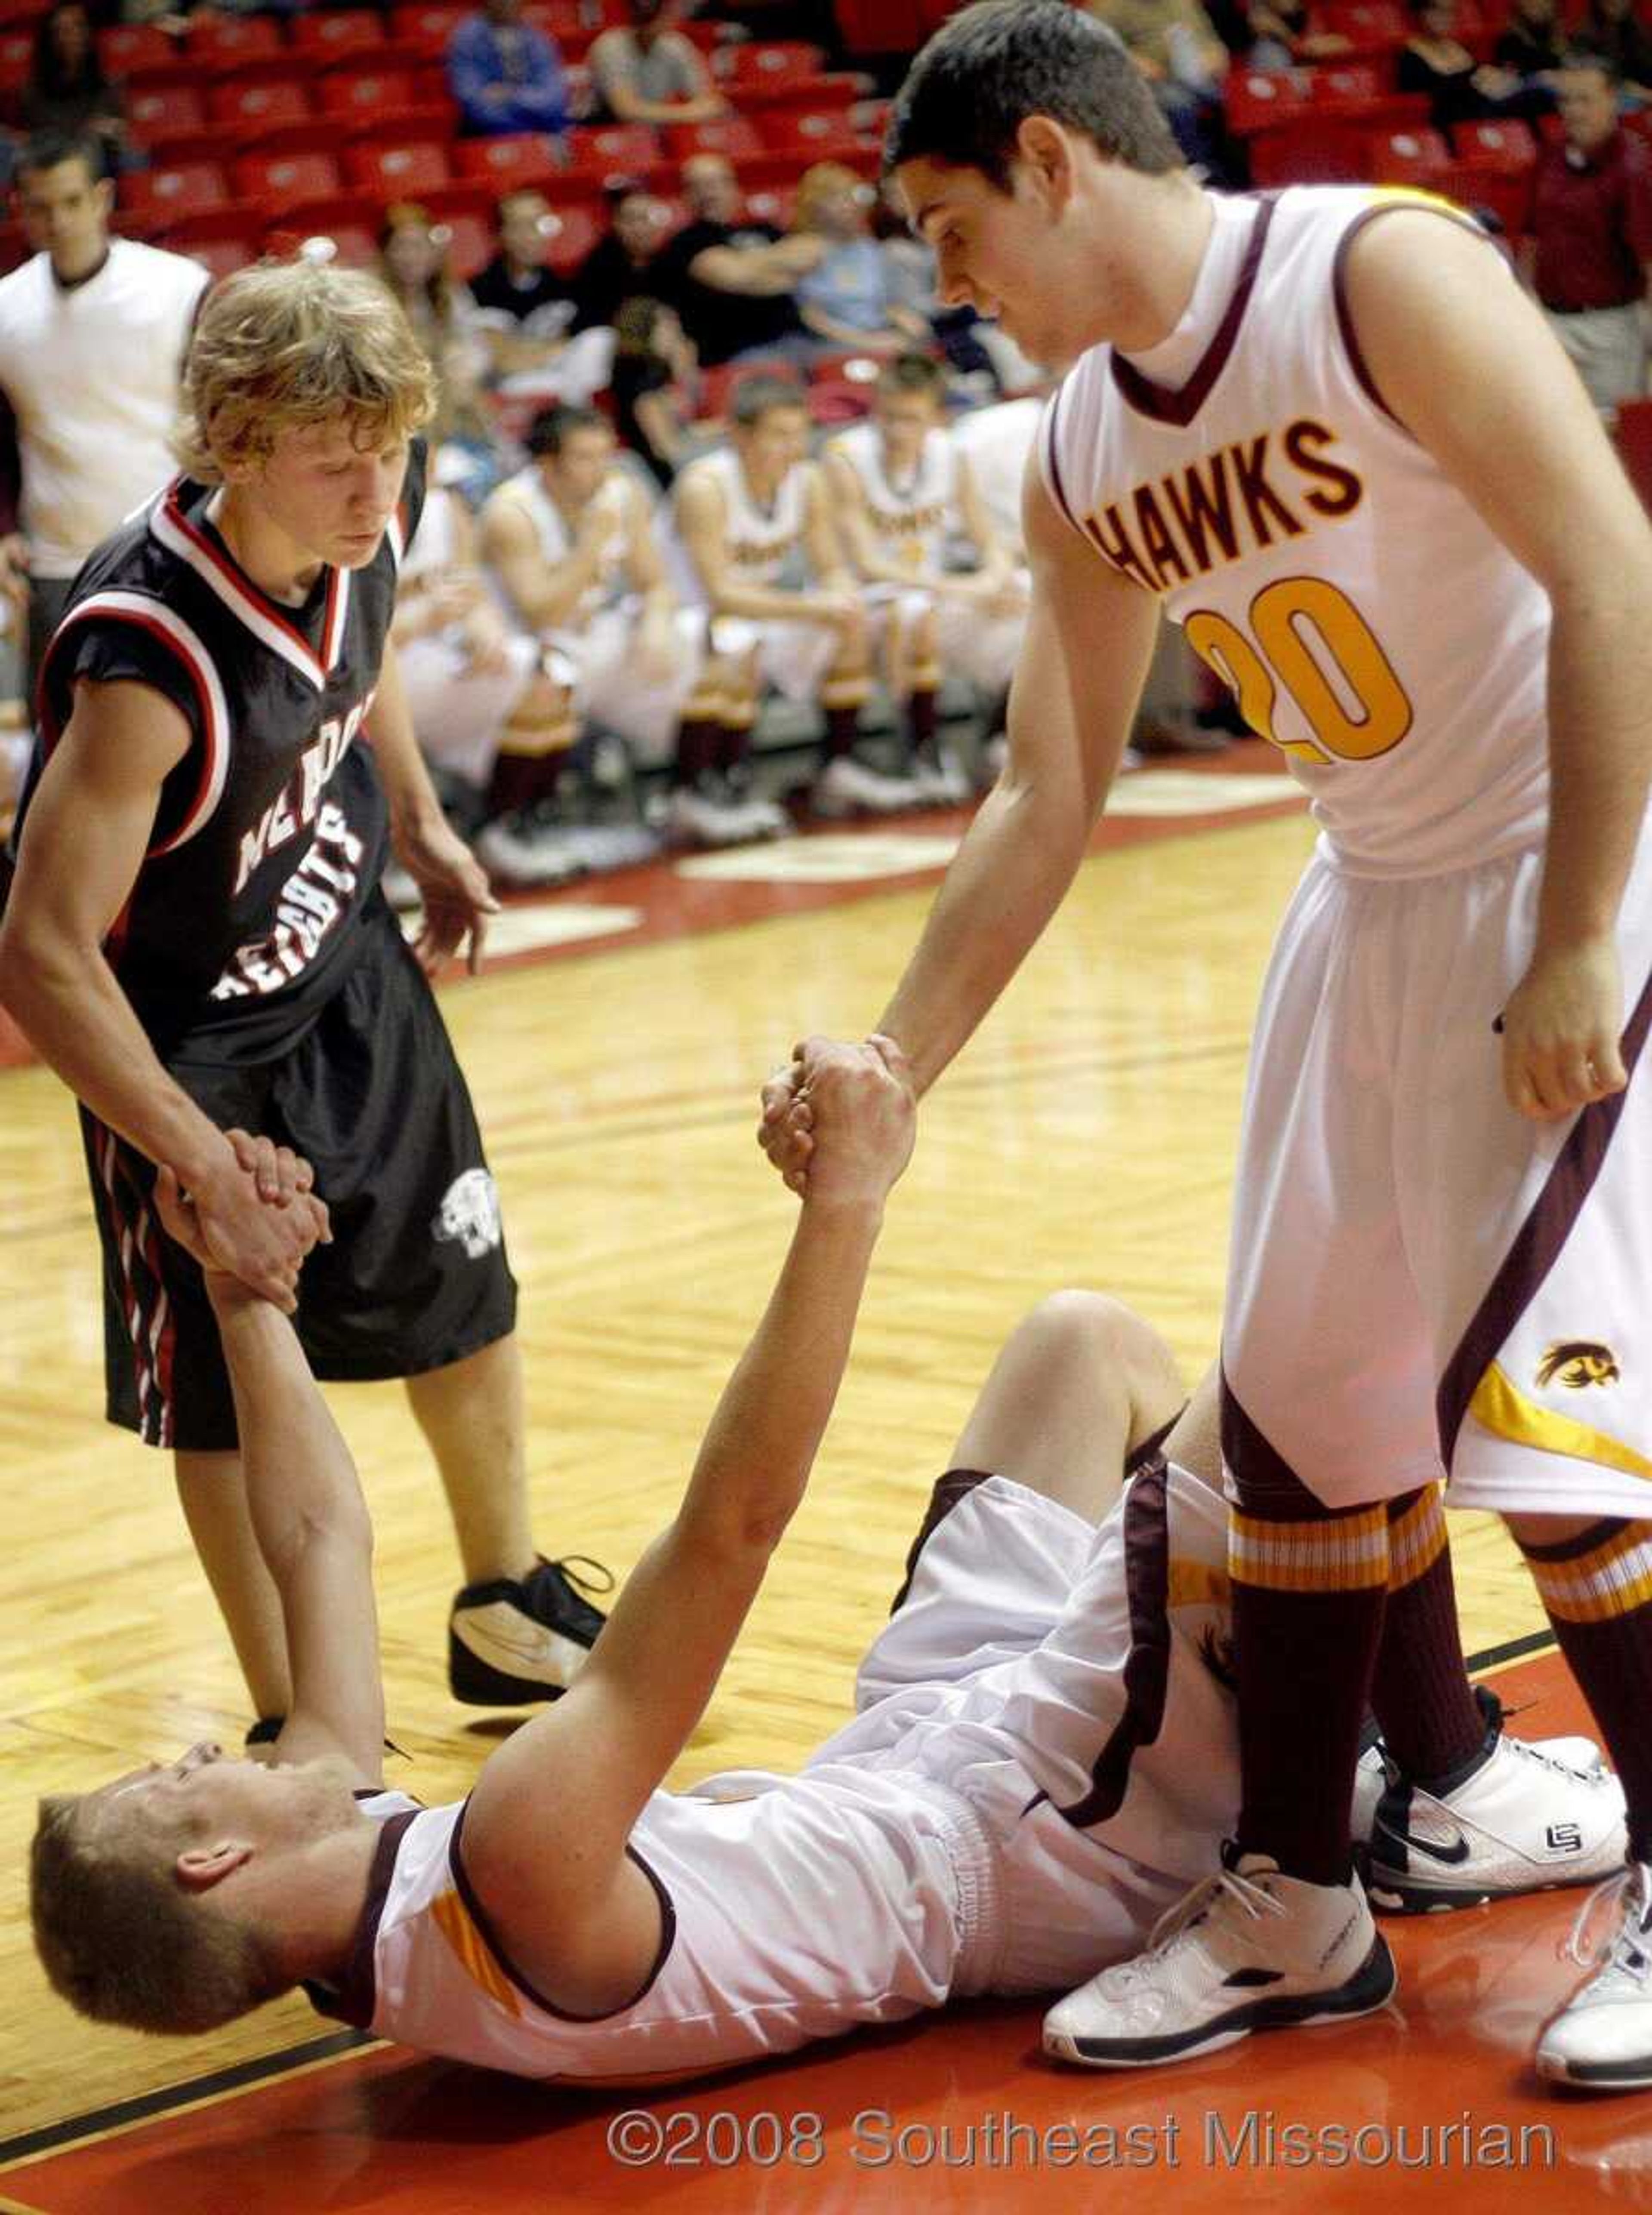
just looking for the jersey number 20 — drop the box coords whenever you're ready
[1184,577,1414,765]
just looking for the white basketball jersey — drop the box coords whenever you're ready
[829,420,963,576]
[674,446,810,595]
[490,462,634,628]
[1042,187,1553,876]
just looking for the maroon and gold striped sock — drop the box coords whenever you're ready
[1369,1486,1484,1785]
[1520,1519,1652,1861]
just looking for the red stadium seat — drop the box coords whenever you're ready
[142,123,246,170]
[318,65,419,114]
[1452,117,1537,170]
[342,136,453,197]
[419,180,496,277]
[1223,67,1315,135]
[127,82,205,148]
[187,13,286,70]
[743,184,797,229]
[561,121,664,181]
[736,72,863,116]
[1246,118,1375,182]
[0,23,34,87]
[234,149,343,205]
[832,0,927,52]
[0,218,29,274]
[715,41,825,93]
[754,109,877,164]
[1369,123,1451,179]
[292,10,383,61]
[207,72,314,130]
[263,192,383,267]
[163,208,263,281]
[1321,0,1407,41]
[96,23,175,77]
[452,132,562,190]
[389,0,468,56]
[1305,59,1390,100]
[122,160,230,222]
[542,197,603,273]
[664,115,764,161]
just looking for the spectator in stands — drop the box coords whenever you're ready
[790,161,931,358]
[610,294,698,488]
[588,0,727,126]
[1522,55,1652,413]
[447,0,568,141]
[376,203,507,505]
[671,374,922,821]
[22,3,125,174]
[570,179,675,333]
[1245,0,1353,70]
[652,152,823,367]
[466,188,615,410]
[480,404,740,857]
[1080,0,1237,178]
[0,130,206,697]
[824,353,1027,805]
[1581,0,1652,102]
[1397,0,1540,129]
[1494,0,1567,86]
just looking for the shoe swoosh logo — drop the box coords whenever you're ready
[1377,1820,1472,1867]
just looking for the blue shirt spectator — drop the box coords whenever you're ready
[447,0,567,139]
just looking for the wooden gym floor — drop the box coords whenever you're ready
[0,746,1590,2210]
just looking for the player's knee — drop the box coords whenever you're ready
[1017,1290,1156,1377]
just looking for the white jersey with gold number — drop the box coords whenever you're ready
[829,420,964,577]
[489,462,635,632]
[673,445,810,595]
[1042,186,1552,877]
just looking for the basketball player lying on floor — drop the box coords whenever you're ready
[31,1047,1622,2080]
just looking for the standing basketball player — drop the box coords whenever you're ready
[29,1075,1620,2073]
[824,353,1027,804]
[760,0,1652,2089]
[0,259,607,1733]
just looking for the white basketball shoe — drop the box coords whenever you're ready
[1537,1866,1652,2090]
[1043,1848,1396,2070]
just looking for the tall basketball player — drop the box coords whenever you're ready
[0,259,607,1733]
[760,0,1652,2089]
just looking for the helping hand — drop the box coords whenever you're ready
[794,1035,916,1208]
[165,1133,332,1311]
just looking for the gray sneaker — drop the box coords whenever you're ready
[475,811,590,888]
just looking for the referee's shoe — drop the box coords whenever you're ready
[449,1556,612,1705]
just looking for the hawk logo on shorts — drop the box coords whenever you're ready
[1536,1341,1620,1391]
[433,1169,502,1260]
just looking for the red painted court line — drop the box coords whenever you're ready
[6,1651,1634,2215]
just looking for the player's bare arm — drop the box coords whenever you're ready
[760,457,1159,1187]
[480,489,610,633]
[823,446,928,591]
[949,456,1020,605]
[153,1160,385,1785]
[461,1040,914,2015]
[799,464,870,628]
[0,679,318,1306]
[368,641,499,978]
[678,468,847,627]
[1344,209,1652,1121]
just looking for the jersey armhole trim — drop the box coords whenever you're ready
[448,1795,679,2025]
[43,591,232,858]
[1332,196,1498,439]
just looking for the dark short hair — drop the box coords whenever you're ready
[1560,46,1621,81]
[730,372,807,428]
[884,0,1181,189]
[15,128,103,188]
[877,351,948,397]
[526,402,607,455]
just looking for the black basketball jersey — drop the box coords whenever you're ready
[12,445,427,1064]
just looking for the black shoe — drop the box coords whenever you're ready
[448,1555,613,1706]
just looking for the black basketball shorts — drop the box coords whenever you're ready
[81,904,518,1453]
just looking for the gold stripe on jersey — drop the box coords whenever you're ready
[1470,1363,1652,1486]
[1229,1505,1390,1593]
[430,1888,524,2018]
[1168,1556,1230,1612]
[1387,1485,1449,1593]
[1525,1522,1652,1625]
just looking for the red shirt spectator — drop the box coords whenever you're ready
[1529,85,1652,309]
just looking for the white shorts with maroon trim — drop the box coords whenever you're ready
[1224,810,1652,1518]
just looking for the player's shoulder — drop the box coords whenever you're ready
[108,234,211,301]
[0,248,48,329]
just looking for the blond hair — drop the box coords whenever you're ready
[176,256,437,485]
[30,1793,286,2034]
[791,161,866,233]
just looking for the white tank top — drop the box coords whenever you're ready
[1042,186,1552,877]
[675,446,811,595]
[490,462,635,628]
[305,1464,1233,2083]
[829,420,963,575]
